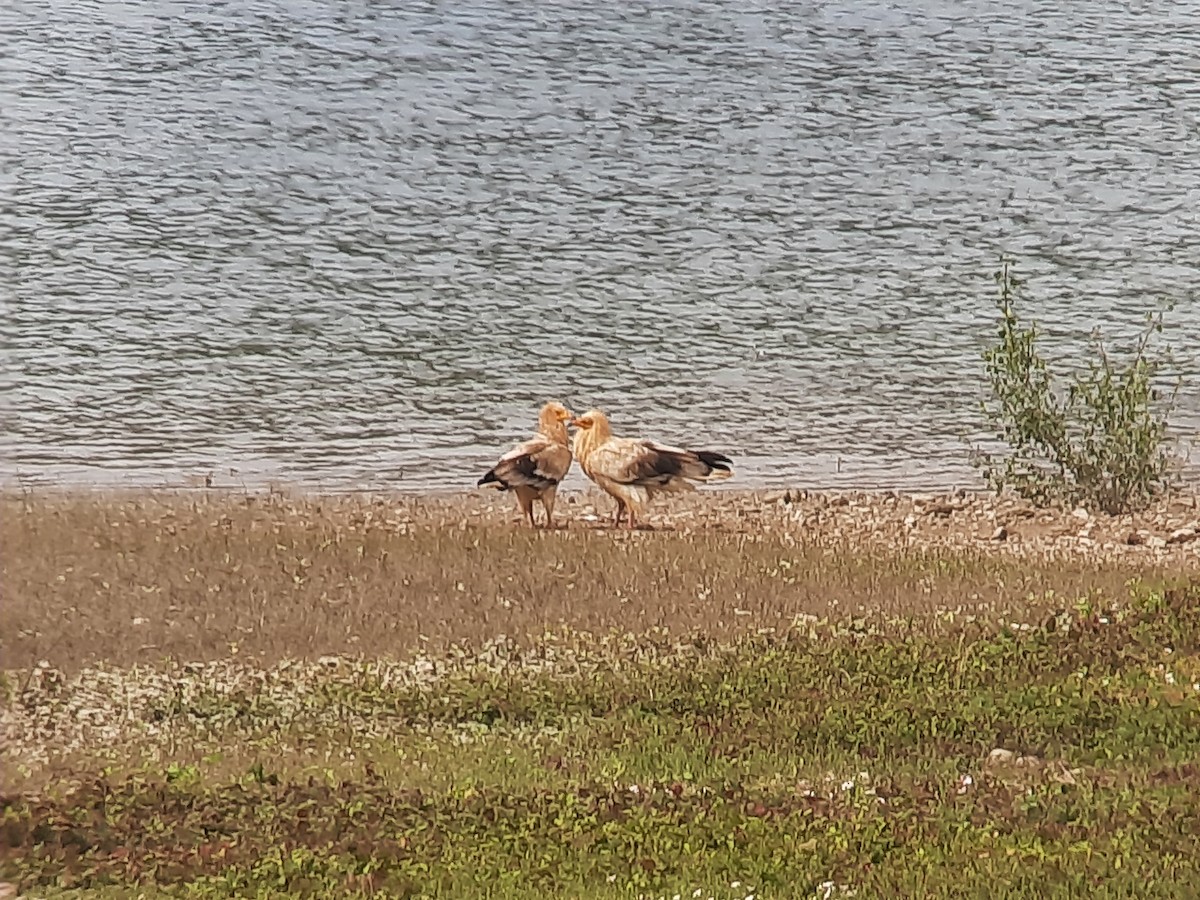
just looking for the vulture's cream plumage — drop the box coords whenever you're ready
[570,408,733,528]
[477,401,574,527]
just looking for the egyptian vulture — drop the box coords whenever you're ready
[570,408,733,528]
[477,401,574,527]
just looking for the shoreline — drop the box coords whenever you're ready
[6,483,1200,551]
[0,472,1019,497]
[7,480,1200,499]
[5,449,1195,498]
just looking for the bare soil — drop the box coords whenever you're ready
[3,487,1197,673]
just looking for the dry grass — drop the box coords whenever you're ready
[4,488,1200,897]
[3,489,1196,673]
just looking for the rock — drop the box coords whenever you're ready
[1051,763,1078,786]
[1146,535,1168,550]
[987,748,1016,766]
[1071,507,1090,522]
[991,526,1008,541]
[1167,524,1199,545]
[1015,755,1042,768]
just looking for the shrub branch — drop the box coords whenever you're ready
[973,260,1180,514]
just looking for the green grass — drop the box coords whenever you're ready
[4,582,1200,898]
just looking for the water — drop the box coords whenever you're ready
[3,0,1199,492]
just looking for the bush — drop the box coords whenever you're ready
[973,260,1180,514]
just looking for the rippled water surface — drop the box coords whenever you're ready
[4,0,1199,491]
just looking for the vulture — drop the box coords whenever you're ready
[477,401,574,527]
[570,408,733,528]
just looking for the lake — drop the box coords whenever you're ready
[4,0,1199,492]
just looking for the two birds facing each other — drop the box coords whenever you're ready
[477,401,734,530]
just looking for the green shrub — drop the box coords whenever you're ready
[973,260,1180,514]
